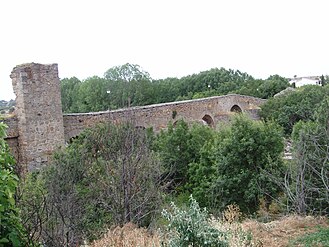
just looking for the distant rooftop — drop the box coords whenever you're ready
[288,76,322,87]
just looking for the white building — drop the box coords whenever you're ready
[289,76,322,87]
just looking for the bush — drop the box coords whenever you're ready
[260,85,329,134]
[212,115,284,214]
[289,226,329,247]
[162,195,228,247]
[0,122,28,246]
[19,122,164,246]
[283,120,329,215]
[154,120,215,192]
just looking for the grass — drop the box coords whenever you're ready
[289,226,329,247]
[241,215,329,247]
[90,223,162,247]
[89,216,328,247]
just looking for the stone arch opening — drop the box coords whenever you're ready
[202,114,214,127]
[230,105,242,113]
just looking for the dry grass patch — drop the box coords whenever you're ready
[89,215,328,247]
[90,223,161,247]
[241,215,329,247]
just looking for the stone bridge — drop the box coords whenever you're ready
[2,63,266,173]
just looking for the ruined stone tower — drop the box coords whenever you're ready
[10,63,65,172]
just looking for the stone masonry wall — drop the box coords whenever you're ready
[63,94,266,141]
[10,63,65,172]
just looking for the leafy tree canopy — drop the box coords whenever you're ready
[186,115,284,214]
[260,85,329,134]
[104,63,151,82]
[212,115,284,214]
[62,64,290,113]
[285,96,329,214]
[153,120,215,191]
[0,123,28,246]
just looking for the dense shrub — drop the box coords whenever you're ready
[162,195,228,247]
[154,120,215,191]
[19,122,164,246]
[283,99,329,214]
[187,115,285,214]
[260,85,329,134]
[0,123,28,246]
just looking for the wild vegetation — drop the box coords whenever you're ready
[89,215,329,247]
[260,85,329,134]
[0,123,28,246]
[60,63,290,113]
[1,64,328,246]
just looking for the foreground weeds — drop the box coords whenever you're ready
[90,216,328,247]
[90,223,161,247]
[241,215,329,247]
[289,226,329,247]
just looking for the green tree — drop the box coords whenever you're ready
[260,85,329,134]
[154,120,192,189]
[258,75,290,98]
[61,65,285,114]
[0,123,28,246]
[286,120,329,214]
[104,63,151,82]
[104,63,154,108]
[315,95,329,129]
[235,79,263,98]
[154,121,215,191]
[281,97,329,215]
[187,140,216,208]
[212,115,284,214]
[61,77,81,113]
[77,76,109,112]
[177,68,253,99]
[235,75,289,99]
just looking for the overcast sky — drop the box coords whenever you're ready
[1,0,328,100]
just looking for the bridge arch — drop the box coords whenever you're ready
[202,114,215,128]
[230,104,242,113]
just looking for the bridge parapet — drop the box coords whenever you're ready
[63,94,266,141]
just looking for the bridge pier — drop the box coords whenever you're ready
[10,63,65,172]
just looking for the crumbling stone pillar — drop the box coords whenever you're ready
[10,63,65,172]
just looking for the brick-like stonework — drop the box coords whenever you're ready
[63,94,265,141]
[3,63,266,172]
[10,63,65,172]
